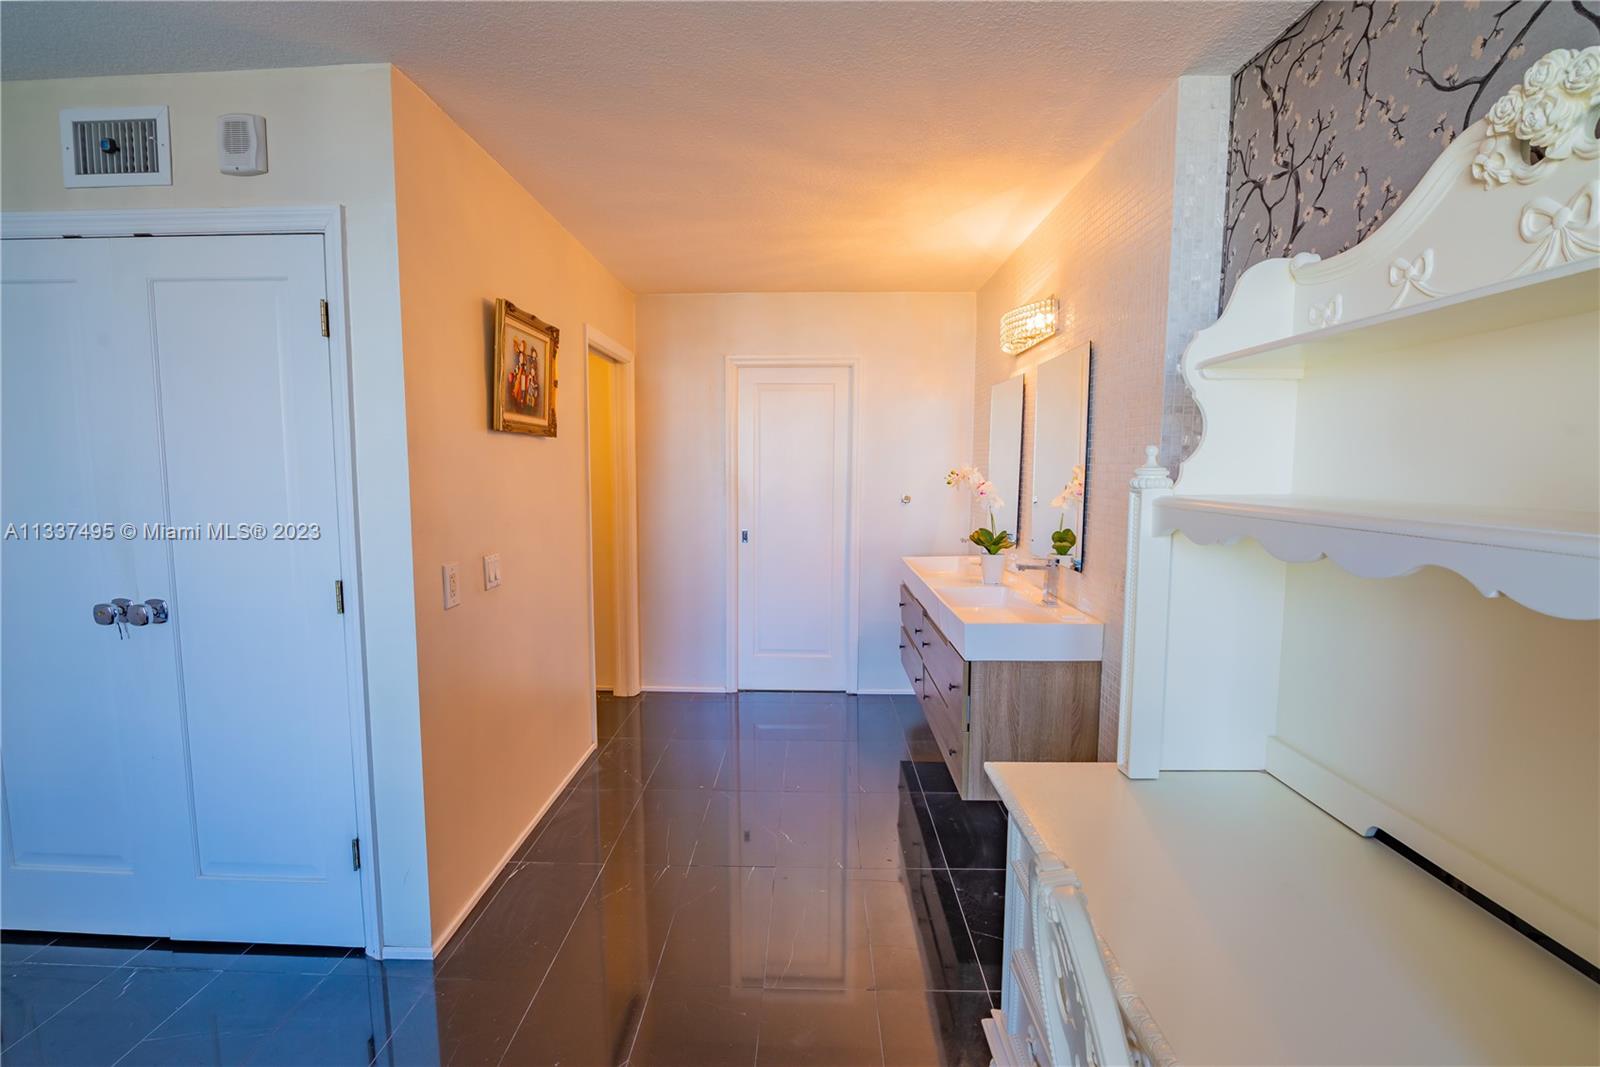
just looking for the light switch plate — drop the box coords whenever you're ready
[442,563,461,609]
[483,553,501,590]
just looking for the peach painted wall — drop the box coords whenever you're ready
[635,292,976,693]
[389,70,636,945]
[974,85,1183,760]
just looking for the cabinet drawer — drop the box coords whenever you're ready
[899,627,922,690]
[922,680,966,793]
[898,584,927,640]
[921,621,966,703]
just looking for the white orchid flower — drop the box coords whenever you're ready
[1049,465,1087,509]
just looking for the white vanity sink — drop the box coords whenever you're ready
[901,555,1103,662]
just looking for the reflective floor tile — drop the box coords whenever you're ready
[715,739,788,791]
[437,863,599,988]
[652,866,774,987]
[128,940,251,971]
[568,737,659,794]
[0,934,55,965]
[861,869,987,993]
[0,963,116,1053]
[0,966,217,1067]
[23,934,155,968]
[116,969,325,1065]
[923,795,1007,869]
[375,977,534,1066]
[740,700,853,743]
[500,886,653,1067]
[628,983,761,1067]
[856,790,944,870]
[756,986,882,1066]
[618,789,723,866]
[690,790,783,867]
[876,989,994,1067]
[853,738,914,793]
[223,943,354,976]
[765,868,872,990]
[948,870,1005,993]
[596,694,641,741]
[516,786,639,864]
[647,738,730,790]
[912,759,960,794]
[238,973,434,1066]
[781,740,856,793]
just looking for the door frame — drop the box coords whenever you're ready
[1,206,382,958]
[582,324,642,712]
[724,356,861,694]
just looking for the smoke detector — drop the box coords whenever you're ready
[59,106,171,188]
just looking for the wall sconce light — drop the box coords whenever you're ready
[1000,297,1059,356]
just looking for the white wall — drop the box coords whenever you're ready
[0,65,430,953]
[636,293,975,693]
[975,86,1180,759]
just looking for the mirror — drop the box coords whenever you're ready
[1029,341,1091,569]
[985,376,1024,538]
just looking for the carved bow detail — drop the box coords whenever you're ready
[1387,249,1442,309]
[1307,294,1343,328]
[1517,181,1600,274]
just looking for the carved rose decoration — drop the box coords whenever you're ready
[1474,46,1600,187]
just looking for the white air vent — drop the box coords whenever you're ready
[59,106,171,188]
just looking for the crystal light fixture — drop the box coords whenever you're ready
[999,297,1059,356]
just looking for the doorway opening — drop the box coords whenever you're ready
[584,327,641,706]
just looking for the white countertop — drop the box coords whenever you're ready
[985,762,1600,1066]
[900,555,1103,661]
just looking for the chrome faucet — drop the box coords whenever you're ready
[1011,557,1063,605]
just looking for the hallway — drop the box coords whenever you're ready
[1,691,1008,1065]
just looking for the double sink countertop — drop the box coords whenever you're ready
[900,555,1103,662]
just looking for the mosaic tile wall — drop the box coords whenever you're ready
[1221,0,1600,305]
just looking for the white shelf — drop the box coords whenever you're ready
[1196,259,1600,380]
[1154,494,1600,620]
[984,763,1600,1066]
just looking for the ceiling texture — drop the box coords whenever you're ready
[1,2,1301,293]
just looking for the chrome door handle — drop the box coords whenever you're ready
[144,599,169,624]
[92,602,124,626]
[125,602,150,626]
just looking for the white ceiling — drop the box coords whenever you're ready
[1,2,1300,293]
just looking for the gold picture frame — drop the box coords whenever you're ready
[491,298,559,437]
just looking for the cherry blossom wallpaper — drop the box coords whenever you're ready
[1220,0,1600,304]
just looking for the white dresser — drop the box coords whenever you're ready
[983,763,1599,1066]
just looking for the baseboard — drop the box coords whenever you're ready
[856,687,914,696]
[427,740,597,958]
[1265,735,1597,966]
[377,944,435,961]
[641,684,733,693]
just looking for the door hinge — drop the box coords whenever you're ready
[334,579,345,614]
[351,837,362,871]
[319,299,330,338]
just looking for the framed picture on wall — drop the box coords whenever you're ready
[492,298,559,437]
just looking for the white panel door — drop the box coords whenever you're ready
[1,234,365,946]
[735,365,851,691]
[1,238,192,936]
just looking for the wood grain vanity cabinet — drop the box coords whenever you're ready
[899,583,1098,801]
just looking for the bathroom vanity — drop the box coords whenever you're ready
[898,555,1101,801]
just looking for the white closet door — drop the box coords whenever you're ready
[0,234,365,947]
[1,238,191,936]
[132,235,363,945]
[735,365,851,691]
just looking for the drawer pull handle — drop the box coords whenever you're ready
[948,683,958,691]
[914,627,922,633]
[947,747,957,757]
[899,644,906,650]
[921,641,930,648]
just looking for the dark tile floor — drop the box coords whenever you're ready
[1,691,1007,1066]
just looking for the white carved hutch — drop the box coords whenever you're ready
[986,48,1600,1067]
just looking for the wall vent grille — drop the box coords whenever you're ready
[70,117,161,176]
[59,106,172,188]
